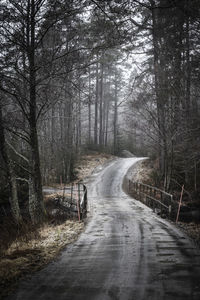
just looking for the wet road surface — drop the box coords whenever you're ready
[7,158,200,300]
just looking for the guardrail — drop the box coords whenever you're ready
[128,181,176,219]
[55,183,87,221]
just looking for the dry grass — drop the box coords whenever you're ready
[75,152,114,181]
[0,220,84,298]
[0,151,113,299]
[126,159,154,184]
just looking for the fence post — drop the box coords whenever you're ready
[160,192,163,216]
[76,184,81,221]
[83,184,87,210]
[71,183,73,205]
[176,185,184,223]
[153,198,155,212]
[78,183,81,220]
[168,205,172,219]
[62,186,65,202]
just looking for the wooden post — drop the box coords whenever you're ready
[71,183,73,204]
[150,187,152,208]
[168,205,172,219]
[160,192,163,216]
[76,183,81,221]
[62,186,65,202]
[83,184,87,211]
[153,198,155,212]
[143,184,145,202]
[153,188,156,211]
[169,195,173,219]
[176,185,184,223]
[78,183,81,201]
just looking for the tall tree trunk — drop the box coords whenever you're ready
[185,5,191,125]
[94,61,99,145]
[0,101,22,223]
[105,80,110,147]
[78,86,81,146]
[67,94,74,181]
[99,61,104,146]
[28,0,44,223]
[150,0,166,179]
[88,67,91,144]
[113,71,118,154]
[184,9,191,184]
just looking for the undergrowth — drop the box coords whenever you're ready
[0,196,73,258]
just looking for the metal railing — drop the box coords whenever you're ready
[128,181,176,219]
[55,183,87,220]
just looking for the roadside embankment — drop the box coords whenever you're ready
[123,158,200,247]
[0,151,114,299]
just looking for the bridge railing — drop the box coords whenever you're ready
[128,181,176,219]
[55,183,87,221]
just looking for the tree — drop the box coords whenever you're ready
[0,97,22,223]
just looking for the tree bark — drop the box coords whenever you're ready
[94,61,99,145]
[150,0,166,180]
[88,67,91,144]
[28,0,45,223]
[0,100,22,223]
[99,61,104,146]
[113,71,118,154]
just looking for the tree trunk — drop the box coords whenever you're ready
[113,71,118,154]
[28,0,44,223]
[105,80,110,147]
[94,61,99,145]
[99,61,104,146]
[88,67,91,144]
[0,101,22,223]
[150,0,166,178]
[78,86,81,146]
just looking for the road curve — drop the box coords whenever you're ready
[7,158,200,300]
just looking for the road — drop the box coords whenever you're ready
[7,158,200,300]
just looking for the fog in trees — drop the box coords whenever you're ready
[0,0,200,224]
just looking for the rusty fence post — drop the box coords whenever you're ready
[176,185,184,223]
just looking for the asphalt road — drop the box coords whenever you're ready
[7,158,200,300]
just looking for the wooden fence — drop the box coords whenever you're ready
[128,181,177,219]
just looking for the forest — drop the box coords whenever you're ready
[0,0,200,225]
